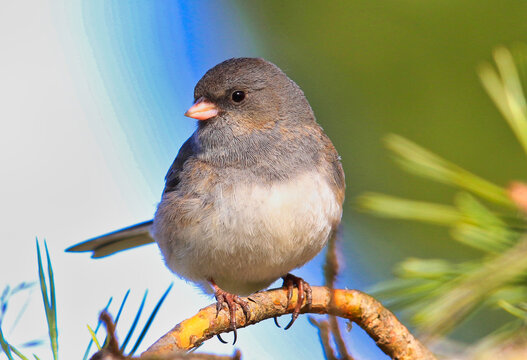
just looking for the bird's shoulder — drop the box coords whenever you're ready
[277,122,345,204]
[164,135,197,193]
[312,124,346,206]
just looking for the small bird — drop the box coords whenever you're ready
[67,57,345,340]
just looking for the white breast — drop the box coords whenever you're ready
[153,171,342,295]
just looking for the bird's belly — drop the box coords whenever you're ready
[152,171,342,295]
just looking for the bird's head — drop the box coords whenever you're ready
[185,58,314,132]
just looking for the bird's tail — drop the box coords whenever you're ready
[66,220,155,258]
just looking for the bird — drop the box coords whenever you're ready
[67,57,345,341]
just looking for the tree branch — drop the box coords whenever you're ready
[89,311,241,360]
[142,286,436,360]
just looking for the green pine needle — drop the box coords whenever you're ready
[36,240,58,360]
[497,299,527,320]
[479,47,527,158]
[120,290,148,353]
[9,344,30,360]
[128,283,173,356]
[414,236,527,335]
[0,326,15,360]
[82,297,113,360]
[358,193,462,225]
[394,258,460,280]
[362,46,527,347]
[86,325,101,351]
[384,134,512,207]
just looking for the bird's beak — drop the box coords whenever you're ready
[184,97,219,121]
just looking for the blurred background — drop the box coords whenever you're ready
[1,1,527,359]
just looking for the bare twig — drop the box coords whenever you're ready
[101,311,120,355]
[309,317,338,360]
[324,232,340,289]
[328,315,354,360]
[142,287,436,360]
[90,311,123,360]
[323,232,354,360]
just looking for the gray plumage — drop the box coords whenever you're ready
[67,57,345,296]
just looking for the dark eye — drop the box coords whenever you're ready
[231,90,246,102]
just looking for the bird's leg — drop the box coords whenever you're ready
[210,278,250,345]
[280,273,313,330]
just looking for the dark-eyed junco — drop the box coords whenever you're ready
[68,57,345,339]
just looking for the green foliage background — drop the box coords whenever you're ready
[234,0,527,345]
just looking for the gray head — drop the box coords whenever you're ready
[185,58,315,130]
[184,58,327,176]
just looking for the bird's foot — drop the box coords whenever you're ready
[280,273,312,330]
[210,279,250,345]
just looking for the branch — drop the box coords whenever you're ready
[142,286,436,360]
[90,311,240,360]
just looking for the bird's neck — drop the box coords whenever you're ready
[194,120,277,167]
[193,119,323,181]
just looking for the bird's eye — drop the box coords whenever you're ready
[231,90,246,103]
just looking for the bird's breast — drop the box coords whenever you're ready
[152,170,343,294]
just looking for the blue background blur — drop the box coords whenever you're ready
[2,1,527,359]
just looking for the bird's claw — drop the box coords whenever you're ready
[281,273,312,330]
[273,316,281,328]
[212,281,250,345]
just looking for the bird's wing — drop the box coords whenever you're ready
[67,135,197,258]
[66,220,154,258]
[163,134,196,193]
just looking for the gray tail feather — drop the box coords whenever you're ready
[66,220,155,258]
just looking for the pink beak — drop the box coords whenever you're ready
[184,97,219,121]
